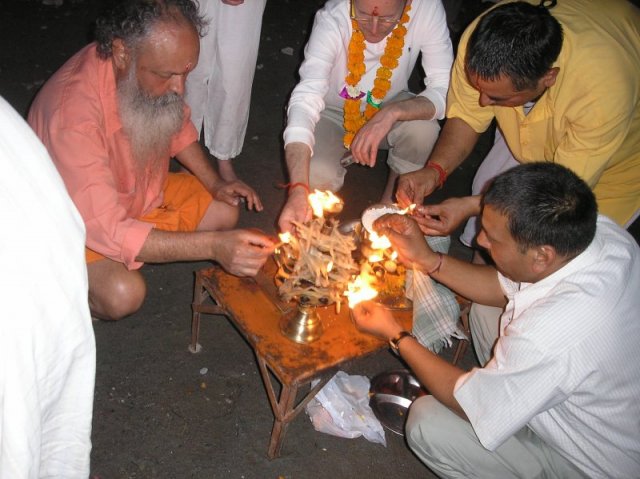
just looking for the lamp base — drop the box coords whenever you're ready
[280,303,323,344]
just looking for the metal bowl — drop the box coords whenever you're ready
[369,369,428,436]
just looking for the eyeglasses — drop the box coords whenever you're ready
[350,0,406,26]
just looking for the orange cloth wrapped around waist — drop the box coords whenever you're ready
[85,172,212,263]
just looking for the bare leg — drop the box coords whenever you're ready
[217,158,238,182]
[87,259,146,321]
[197,197,239,231]
[380,170,399,204]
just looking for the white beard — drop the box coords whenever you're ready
[116,63,184,176]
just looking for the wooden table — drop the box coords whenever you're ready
[190,261,411,459]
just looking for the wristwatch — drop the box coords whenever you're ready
[389,330,416,352]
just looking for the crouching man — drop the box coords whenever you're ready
[29,0,274,320]
[353,163,640,477]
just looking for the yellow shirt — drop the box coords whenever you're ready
[448,0,640,225]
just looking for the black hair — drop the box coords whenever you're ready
[482,163,597,257]
[95,0,207,59]
[466,1,563,91]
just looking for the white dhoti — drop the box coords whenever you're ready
[185,0,267,160]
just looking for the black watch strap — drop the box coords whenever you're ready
[389,331,416,352]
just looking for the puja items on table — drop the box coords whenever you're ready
[347,204,416,309]
[274,190,359,314]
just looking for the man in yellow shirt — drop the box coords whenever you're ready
[396,0,640,242]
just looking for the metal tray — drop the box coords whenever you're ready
[369,369,428,436]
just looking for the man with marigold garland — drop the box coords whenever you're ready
[278,0,453,232]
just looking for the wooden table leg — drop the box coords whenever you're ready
[190,270,227,353]
[256,356,333,459]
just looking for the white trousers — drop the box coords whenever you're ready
[185,0,267,160]
[405,395,586,478]
[309,91,440,191]
[405,302,585,478]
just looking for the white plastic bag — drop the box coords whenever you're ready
[305,371,386,446]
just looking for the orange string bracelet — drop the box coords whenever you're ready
[287,182,311,195]
[426,163,447,189]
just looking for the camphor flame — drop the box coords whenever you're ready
[400,203,417,215]
[368,253,384,263]
[308,190,343,218]
[369,230,392,250]
[345,275,378,309]
[278,232,292,244]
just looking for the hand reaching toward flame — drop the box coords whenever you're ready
[352,300,403,341]
[373,214,439,274]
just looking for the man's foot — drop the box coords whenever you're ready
[217,159,238,182]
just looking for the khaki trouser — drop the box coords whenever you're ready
[309,91,440,191]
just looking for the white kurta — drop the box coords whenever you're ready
[283,0,453,150]
[185,0,267,160]
[455,216,640,478]
[0,95,95,478]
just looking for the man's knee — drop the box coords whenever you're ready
[407,396,475,474]
[406,396,451,457]
[309,158,345,191]
[198,200,239,231]
[89,267,147,320]
[388,119,440,172]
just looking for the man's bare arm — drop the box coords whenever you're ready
[278,142,313,232]
[396,118,481,206]
[175,141,222,193]
[137,229,274,277]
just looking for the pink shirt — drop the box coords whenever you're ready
[28,44,198,270]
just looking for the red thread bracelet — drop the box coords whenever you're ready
[426,163,447,189]
[288,182,310,195]
[426,252,444,275]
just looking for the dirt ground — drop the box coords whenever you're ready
[4,1,635,478]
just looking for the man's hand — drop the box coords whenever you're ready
[212,229,274,277]
[213,179,263,211]
[278,188,312,232]
[352,300,403,340]
[395,167,441,207]
[374,213,440,273]
[412,196,480,236]
[349,108,395,167]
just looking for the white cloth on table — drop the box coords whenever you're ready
[405,236,464,353]
[454,216,640,478]
[185,0,266,160]
[0,95,95,478]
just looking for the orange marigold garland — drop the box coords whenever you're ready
[342,5,411,148]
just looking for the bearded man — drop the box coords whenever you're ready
[29,0,274,321]
[278,0,453,232]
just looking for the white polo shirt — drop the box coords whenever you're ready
[455,216,640,478]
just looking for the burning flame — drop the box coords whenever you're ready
[368,253,384,263]
[369,231,391,250]
[400,203,417,215]
[278,232,292,244]
[345,275,378,309]
[308,190,343,218]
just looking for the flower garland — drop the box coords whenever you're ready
[341,4,411,148]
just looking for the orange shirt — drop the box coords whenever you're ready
[28,44,198,269]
